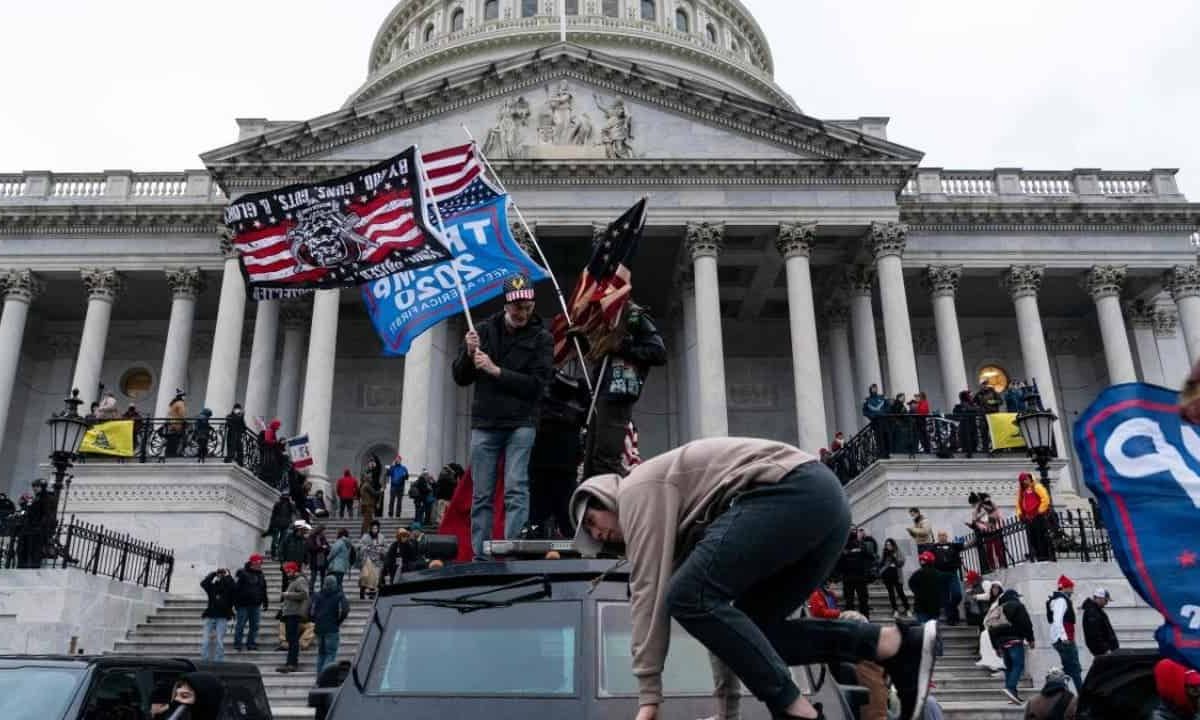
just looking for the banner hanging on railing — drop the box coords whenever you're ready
[1074,382,1200,671]
[79,420,134,457]
[360,195,547,356]
[986,412,1026,450]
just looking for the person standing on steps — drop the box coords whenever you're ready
[905,507,934,547]
[305,524,330,592]
[199,567,236,662]
[232,554,268,652]
[311,575,350,677]
[453,273,554,561]
[359,473,380,535]
[569,437,940,720]
[386,454,409,519]
[989,588,1035,705]
[358,521,385,600]
[1047,575,1084,694]
[838,528,875,618]
[1081,587,1120,659]
[907,551,944,625]
[410,468,434,529]
[1017,471,1053,562]
[267,493,295,560]
[879,538,910,618]
[336,468,358,519]
[277,521,309,592]
[277,561,309,674]
[327,528,353,591]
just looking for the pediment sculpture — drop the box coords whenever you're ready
[482,80,635,160]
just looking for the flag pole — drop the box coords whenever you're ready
[417,148,476,336]
[460,124,593,390]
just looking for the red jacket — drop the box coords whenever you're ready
[915,399,930,415]
[336,473,358,500]
[808,589,841,619]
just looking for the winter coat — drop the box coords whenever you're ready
[1081,597,1120,656]
[225,409,246,437]
[359,480,380,511]
[1024,683,1077,720]
[907,566,944,617]
[906,516,934,545]
[173,671,224,720]
[388,463,409,490]
[435,466,457,501]
[233,565,269,609]
[807,589,841,619]
[280,574,310,618]
[269,498,296,531]
[879,547,905,578]
[200,571,236,619]
[595,308,667,402]
[975,387,1002,413]
[336,472,358,500]
[278,531,308,564]
[989,590,1036,649]
[167,397,187,433]
[839,537,876,580]
[410,472,433,500]
[862,393,888,419]
[327,537,352,574]
[359,533,385,566]
[306,532,330,568]
[931,541,963,572]
[1017,482,1052,520]
[383,538,427,579]
[452,310,554,429]
[310,578,350,635]
[194,409,212,440]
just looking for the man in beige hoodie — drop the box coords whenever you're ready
[571,437,938,720]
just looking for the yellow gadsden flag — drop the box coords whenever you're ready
[986,412,1027,450]
[79,420,135,458]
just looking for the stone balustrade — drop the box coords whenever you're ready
[0,170,223,202]
[904,167,1177,200]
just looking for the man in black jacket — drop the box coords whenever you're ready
[839,529,875,618]
[1081,587,1120,657]
[452,274,554,560]
[200,568,236,662]
[224,403,246,464]
[233,554,269,652]
[580,301,667,477]
[988,588,1035,705]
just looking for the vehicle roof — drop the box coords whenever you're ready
[0,655,260,675]
[379,558,629,597]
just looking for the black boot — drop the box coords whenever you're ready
[772,703,823,720]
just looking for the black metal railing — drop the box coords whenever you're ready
[76,417,269,480]
[827,412,1057,484]
[958,508,1110,577]
[0,514,174,591]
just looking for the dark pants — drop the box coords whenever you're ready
[665,461,881,713]
[843,577,871,618]
[881,569,909,613]
[224,428,244,464]
[529,465,576,538]
[941,573,962,625]
[958,416,978,457]
[585,396,634,477]
[309,562,326,592]
[1054,640,1084,693]
[388,486,404,518]
[338,498,354,518]
[284,616,301,667]
[413,496,431,526]
[869,417,891,458]
[1026,514,1053,561]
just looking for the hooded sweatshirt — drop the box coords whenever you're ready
[569,437,816,706]
[175,671,224,720]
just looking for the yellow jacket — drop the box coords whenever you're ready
[1016,482,1051,520]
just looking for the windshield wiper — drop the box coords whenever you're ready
[410,575,552,614]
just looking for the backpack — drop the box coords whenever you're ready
[984,603,1011,631]
[348,542,358,568]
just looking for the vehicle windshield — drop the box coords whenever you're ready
[369,600,579,696]
[598,601,715,697]
[0,666,84,720]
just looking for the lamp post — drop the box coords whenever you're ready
[46,389,88,524]
[1015,383,1059,507]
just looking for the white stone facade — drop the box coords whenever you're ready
[0,0,1197,505]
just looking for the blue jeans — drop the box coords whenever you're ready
[469,426,536,559]
[331,572,345,591]
[941,574,962,625]
[1054,640,1084,693]
[201,617,228,661]
[233,606,261,649]
[665,462,880,713]
[1002,643,1026,693]
[316,632,340,676]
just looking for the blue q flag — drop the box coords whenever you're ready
[1073,382,1200,670]
[361,195,547,356]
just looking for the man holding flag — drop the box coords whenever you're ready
[452,273,554,560]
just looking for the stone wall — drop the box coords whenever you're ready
[0,569,165,654]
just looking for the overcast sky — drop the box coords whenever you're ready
[0,0,1196,198]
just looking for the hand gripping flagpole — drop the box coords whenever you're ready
[416,147,476,336]
[460,124,593,391]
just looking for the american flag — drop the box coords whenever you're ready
[552,199,646,365]
[227,144,498,292]
[622,421,642,472]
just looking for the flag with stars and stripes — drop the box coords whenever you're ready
[223,144,499,298]
[551,198,645,365]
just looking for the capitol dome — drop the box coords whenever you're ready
[346,0,794,109]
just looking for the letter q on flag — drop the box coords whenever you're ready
[1074,382,1200,671]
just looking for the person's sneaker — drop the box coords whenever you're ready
[275,665,295,674]
[771,702,824,720]
[233,645,243,652]
[881,619,938,720]
[246,644,259,651]
[1002,688,1023,704]
[274,644,287,652]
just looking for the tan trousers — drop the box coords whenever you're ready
[277,621,315,650]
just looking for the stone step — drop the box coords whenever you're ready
[937,700,1026,720]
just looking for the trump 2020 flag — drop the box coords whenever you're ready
[223,145,451,299]
[361,195,547,356]
[287,434,313,470]
[1074,382,1200,670]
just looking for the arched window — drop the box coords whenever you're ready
[730,36,740,52]
[521,0,537,17]
[705,23,717,43]
[565,0,579,14]
[484,0,499,19]
[674,8,689,32]
[641,0,655,21]
[603,0,619,17]
[423,23,435,42]
[451,8,465,31]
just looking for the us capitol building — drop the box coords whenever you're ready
[1,0,1198,513]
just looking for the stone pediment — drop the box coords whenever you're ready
[201,43,922,186]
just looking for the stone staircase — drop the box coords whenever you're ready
[111,511,417,719]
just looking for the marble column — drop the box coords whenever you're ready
[776,222,826,452]
[923,266,969,409]
[824,301,858,437]
[154,268,204,417]
[1126,299,1166,386]
[685,222,729,438]
[1002,266,1065,445]
[275,300,308,435]
[1165,265,1200,364]
[243,300,280,421]
[1082,266,1137,385]
[680,281,700,442]
[871,222,920,397]
[298,289,340,493]
[0,270,41,454]
[1155,308,1189,387]
[398,322,450,474]
[845,266,883,407]
[72,268,123,408]
[204,237,248,416]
